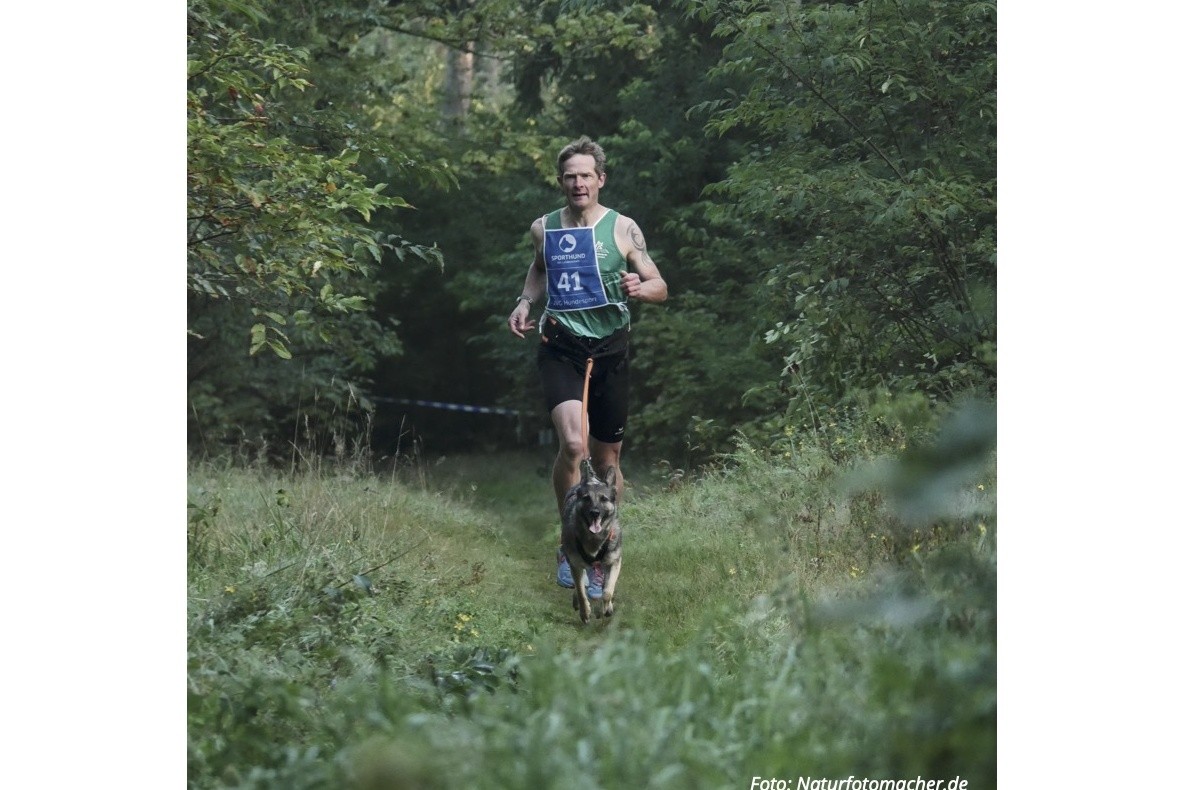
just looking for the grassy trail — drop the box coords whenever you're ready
[403,446,902,655]
[412,451,685,653]
[434,450,590,642]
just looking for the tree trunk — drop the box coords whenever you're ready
[443,44,475,126]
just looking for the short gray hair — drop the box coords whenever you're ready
[556,136,606,177]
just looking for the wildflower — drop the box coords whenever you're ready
[728,567,737,576]
[224,585,236,594]
[977,484,985,491]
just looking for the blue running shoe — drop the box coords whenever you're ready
[587,563,604,600]
[556,549,603,599]
[556,548,574,588]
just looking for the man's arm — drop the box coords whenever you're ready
[508,219,547,338]
[617,215,668,304]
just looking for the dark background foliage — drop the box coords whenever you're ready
[187,0,996,464]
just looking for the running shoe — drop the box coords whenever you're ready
[556,549,603,599]
[587,563,604,600]
[556,548,574,588]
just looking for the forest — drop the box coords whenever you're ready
[187,0,996,467]
[187,1,997,786]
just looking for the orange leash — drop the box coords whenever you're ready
[580,356,594,463]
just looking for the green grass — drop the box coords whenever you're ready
[188,438,996,789]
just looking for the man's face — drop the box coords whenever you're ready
[558,154,605,211]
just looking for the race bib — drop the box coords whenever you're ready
[544,227,609,311]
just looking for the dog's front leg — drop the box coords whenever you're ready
[570,564,592,623]
[601,558,622,618]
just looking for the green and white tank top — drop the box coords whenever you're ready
[542,208,630,339]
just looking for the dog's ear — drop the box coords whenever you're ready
[580,458,596,483]
[603,465,617,496]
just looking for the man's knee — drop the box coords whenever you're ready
[556,432,585,460]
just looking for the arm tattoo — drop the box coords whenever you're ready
[628,222,646,251]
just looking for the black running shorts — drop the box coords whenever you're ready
[536,316,630,444]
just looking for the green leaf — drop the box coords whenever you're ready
[268,340,293,359]
[249,322,266,355]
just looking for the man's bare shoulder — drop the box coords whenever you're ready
[612,211,639,232]
[614,213,649,253]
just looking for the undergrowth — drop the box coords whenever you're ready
[188,405,996,789]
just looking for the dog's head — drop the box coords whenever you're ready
[574,463,617,535]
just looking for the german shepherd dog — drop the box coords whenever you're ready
[560,462,622,624]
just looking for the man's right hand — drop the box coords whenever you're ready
[508,303,536,338]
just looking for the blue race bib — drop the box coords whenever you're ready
[544,227,609,311]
